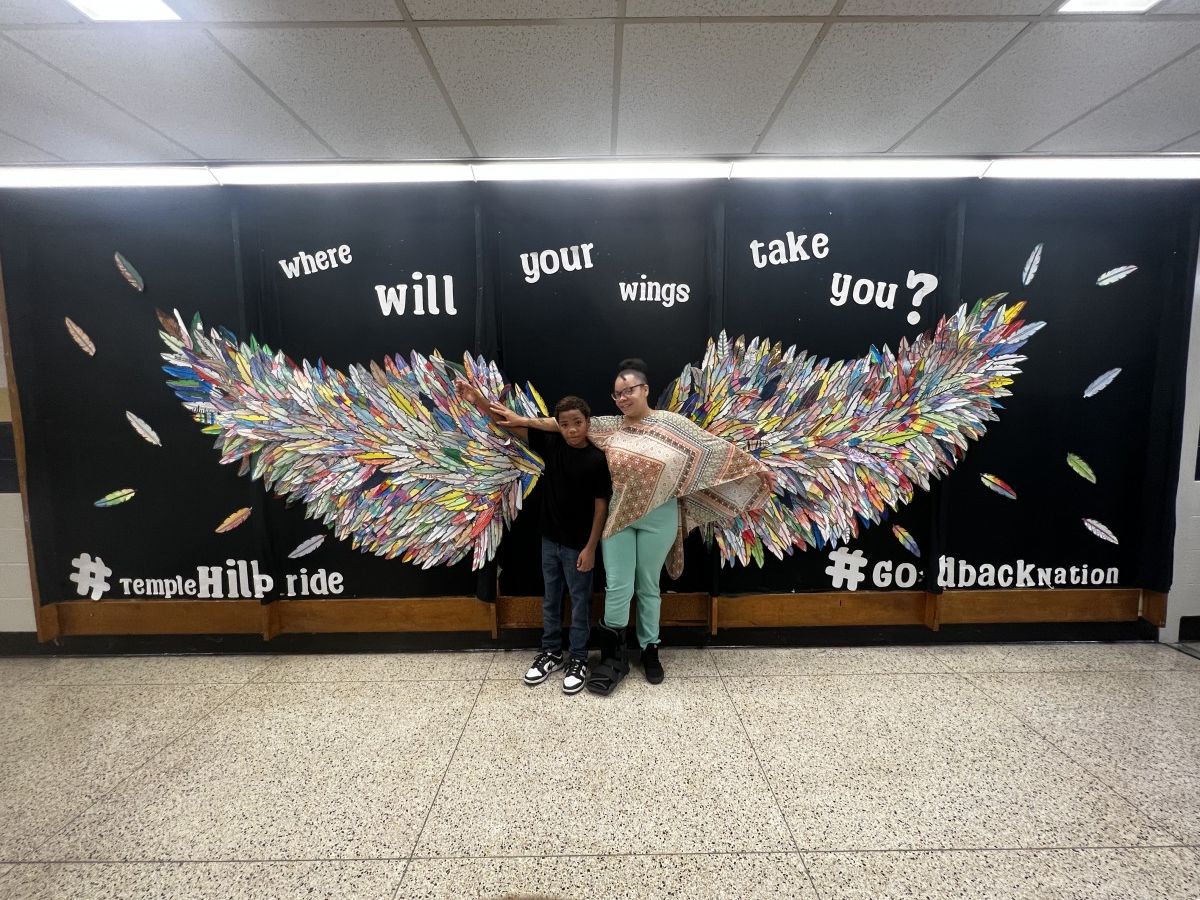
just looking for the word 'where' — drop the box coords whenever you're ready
[374,273,456,316]
[279,244,353,279]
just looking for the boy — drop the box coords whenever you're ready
[455,380,611,694]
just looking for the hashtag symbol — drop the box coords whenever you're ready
[69,553,112,601]
[825,546,868,591]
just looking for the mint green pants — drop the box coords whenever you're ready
[601,500,678,649]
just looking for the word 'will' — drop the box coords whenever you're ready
[750,231,829,268]
[618,277,691,308]
[374,274,456,316]
[521,243,595,284]
[279,244,353,279]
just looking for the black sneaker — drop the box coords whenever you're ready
[524,650,563,685]
[562,658,588,695]
[642,643,664,684]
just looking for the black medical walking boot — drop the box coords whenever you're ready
[586,623,629,696]
[641,642,664,684]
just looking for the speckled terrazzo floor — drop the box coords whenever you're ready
[1,642,1198,899]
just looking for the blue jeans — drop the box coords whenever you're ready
[541,538,593,661]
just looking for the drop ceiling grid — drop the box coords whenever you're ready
[616,21,822,155]
[210,27,470,158]
[419,22,615,157]
[894,20,1200,153]
[3,26,335,160]
[0,33,198,161]
[758,20,1024,154]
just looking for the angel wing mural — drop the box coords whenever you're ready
[158,295,1041,571]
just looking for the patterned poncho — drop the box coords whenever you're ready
[588,410,772,578]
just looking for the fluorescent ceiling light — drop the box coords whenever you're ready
[984,156,1200,179]
[0,166,215,188]
[472,161,731,181]
[210,164,473,185]
[66,0,180,21]
[731,158,989,179]
[1057,0,1161,12]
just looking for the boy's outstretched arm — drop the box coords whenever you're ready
[487,401,560,436]
[453,377,531,441]
[577,498,607,573]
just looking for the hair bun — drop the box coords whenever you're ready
[617,357,648,376]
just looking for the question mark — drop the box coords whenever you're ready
[905,271,939,325]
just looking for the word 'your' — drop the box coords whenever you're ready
[521,243,595,284]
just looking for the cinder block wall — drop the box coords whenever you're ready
[0,321,35,632]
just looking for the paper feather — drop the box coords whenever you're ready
[114,252,144,292]
[288,535,325,559]
[95,488,135,507]
[1082,517,1118,545]
[1066,453,1095,483]
[126,411,161,446]
[216,507,251,533]
[1021,243,1043,286]
[1083,368,1121,398]
[1096,266,1136,286]
[65,317,96,356]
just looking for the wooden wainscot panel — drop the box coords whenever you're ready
[55,600,262,635]
[278,597,493,633]
[937,589,1140,624]
[1141,590,1168,628]
[716,592,927,629]
[498,591,711,631]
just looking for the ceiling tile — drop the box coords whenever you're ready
[171,0,400,20]
[0,131,57,162]
[896,21,1200,153]
[0,36,195,162]
[841,1,1049,13]
[628,1,834,15]
[0,1,83,24]
[761,22,1021,153]
[1153,1,1200,12]
[420,23,613,156]
[406,1,616,17]
[1037,47,1200,150]
[1167,130,1200,149]
[212,27,467,158]
[618,22,818,154]
[6,27,334,160]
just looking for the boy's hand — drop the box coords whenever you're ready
[453,376,481,402]
[488,402,525,428]
[576,546,595,573]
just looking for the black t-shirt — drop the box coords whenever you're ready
[527,430,612,550]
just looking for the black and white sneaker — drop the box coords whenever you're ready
[523,650,563,685]
[562,658,588,695]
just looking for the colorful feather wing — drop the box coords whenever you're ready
[158,310,546,569]
[660,296,1044,566]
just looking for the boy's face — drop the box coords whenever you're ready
[556,409,589,448]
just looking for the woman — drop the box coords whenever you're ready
[493,358,771,696]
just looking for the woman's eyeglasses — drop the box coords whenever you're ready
[611,383,646,401]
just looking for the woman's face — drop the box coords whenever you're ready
[612,373,649,416]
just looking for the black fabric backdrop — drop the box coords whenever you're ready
[0,180,1194,607]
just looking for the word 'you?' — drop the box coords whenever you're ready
[278,244,353,279]
[831,270,939,325]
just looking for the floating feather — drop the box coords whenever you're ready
[1083,368,1121,398]
[95,488,135,507]
[1021,243,1043,286]
[1066,453,1095,483]
[125,411,161,447]
[114,251,144,292]
[216,507,252,533]
[64,317,96,356]
[288,535,325,559]
[1096,265,1136,286]
[1082,517,1118,545]
[892,524,921,558]
[980,473,1017,500]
